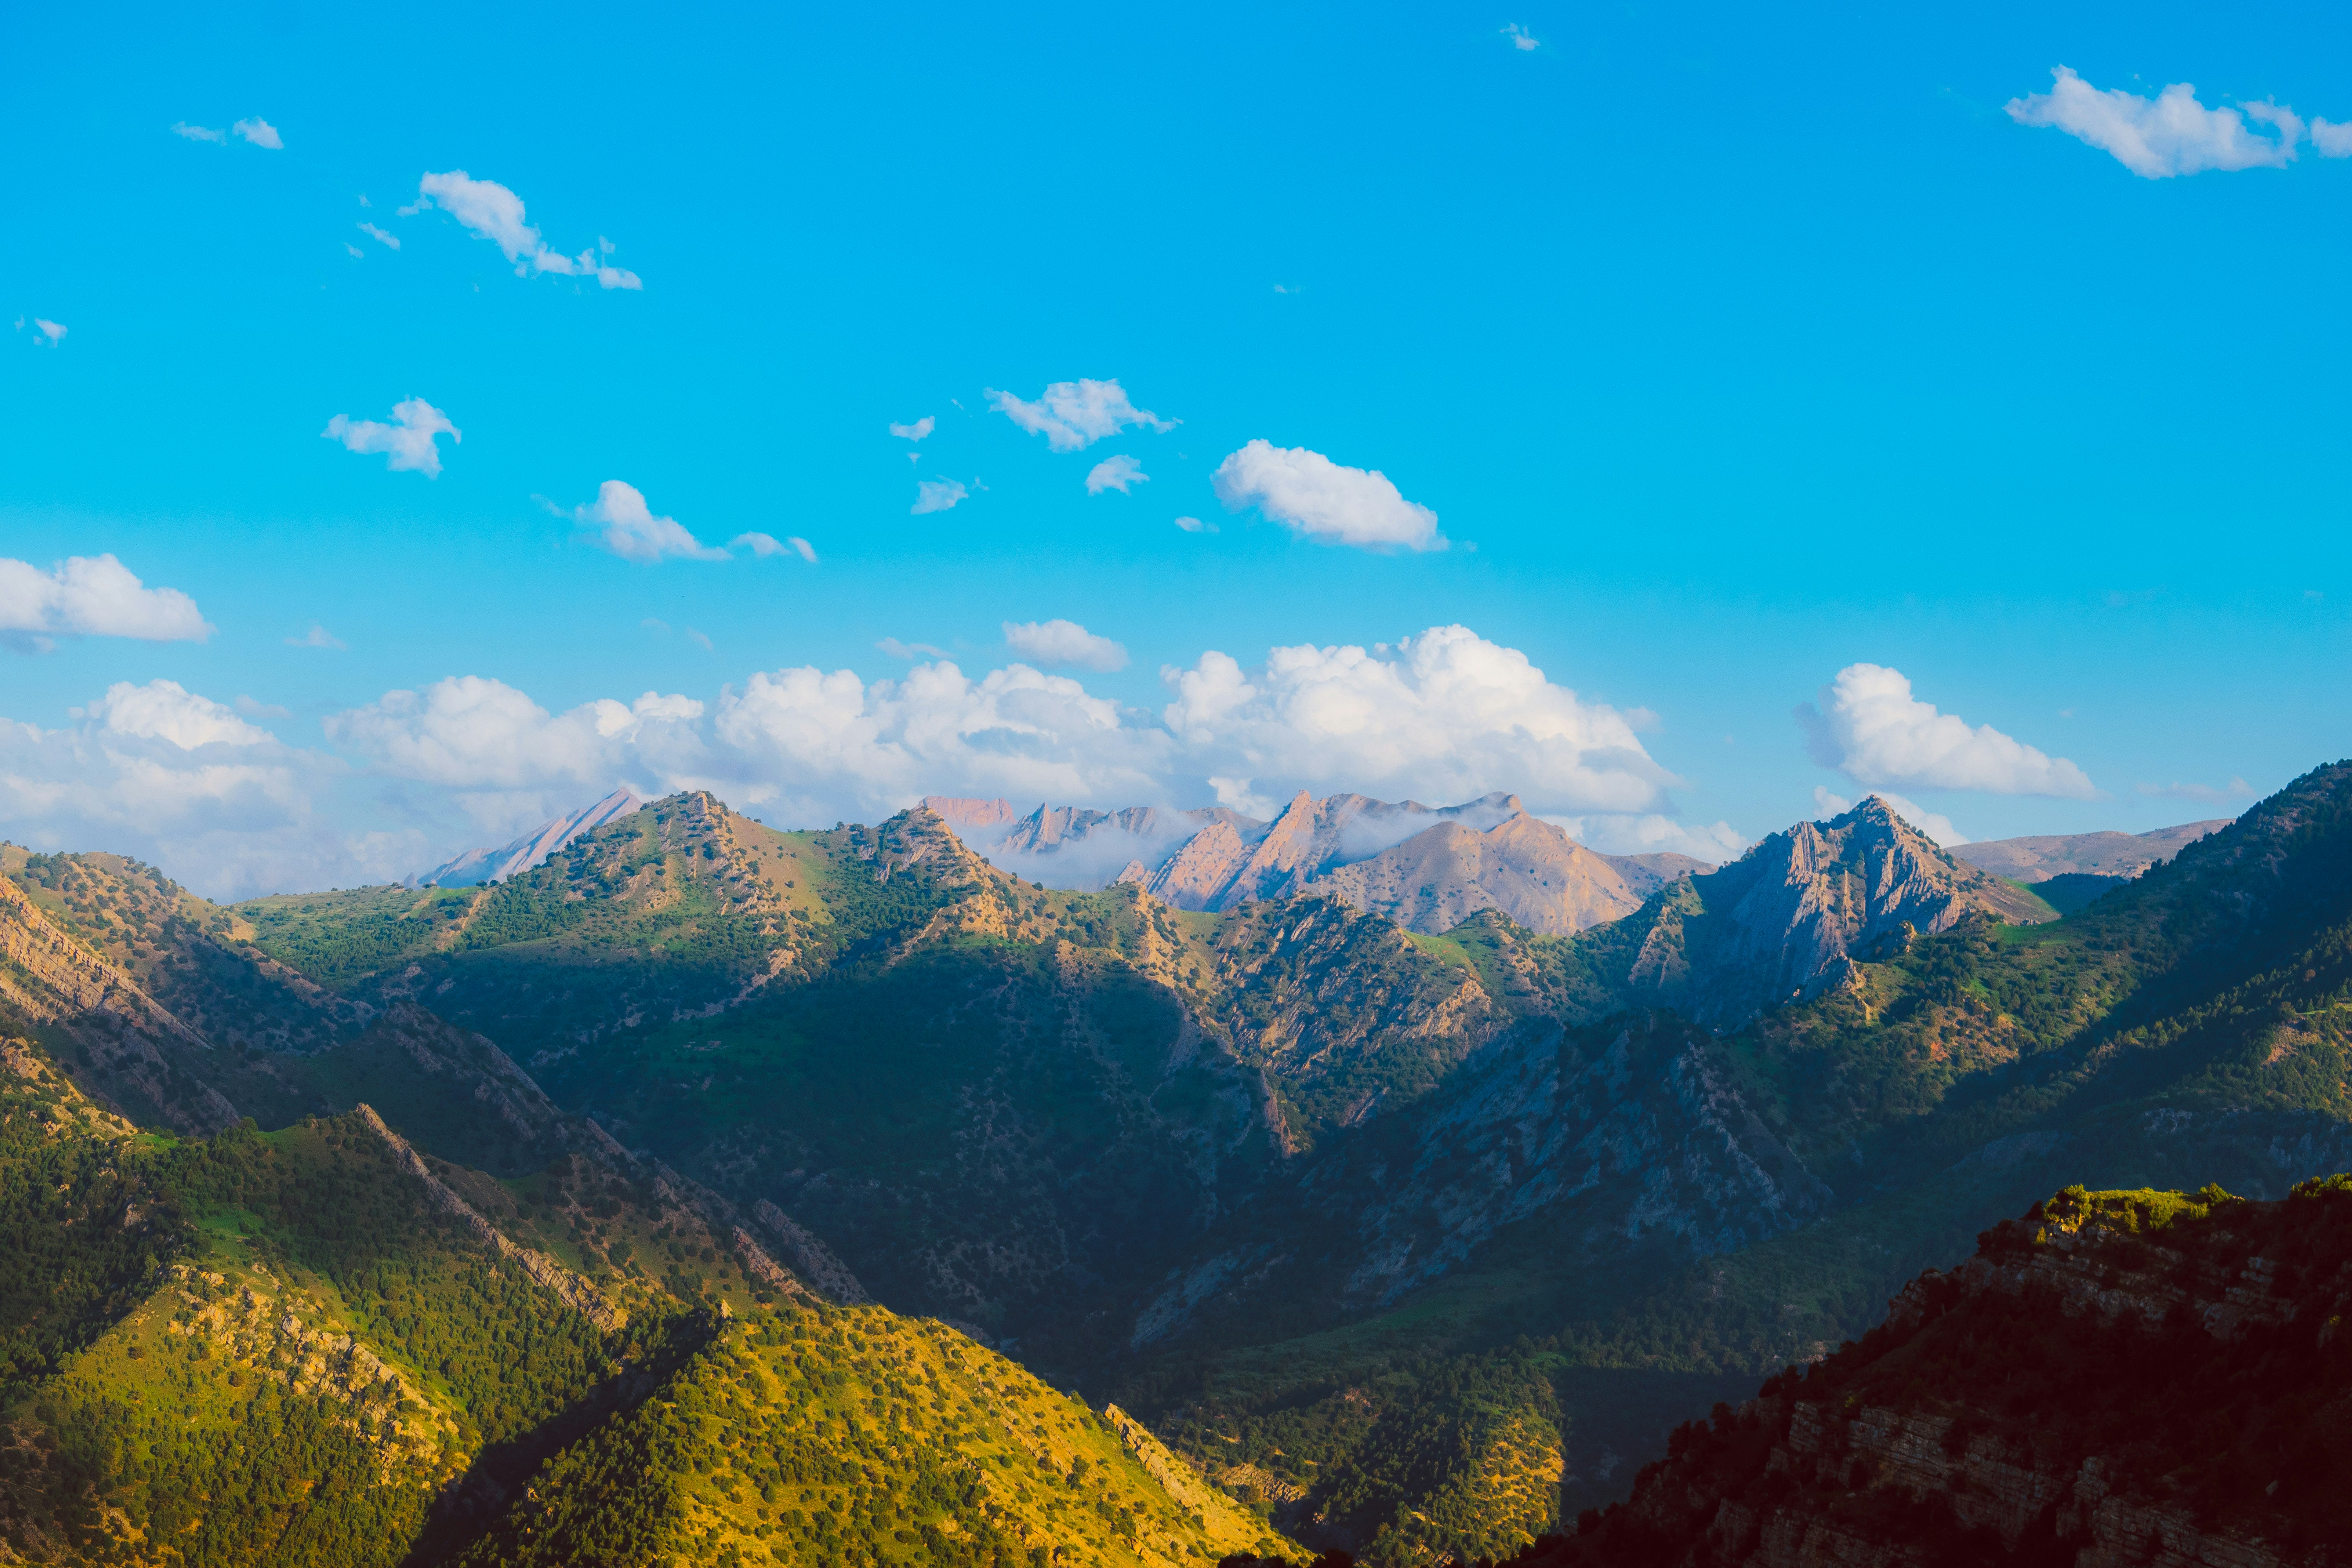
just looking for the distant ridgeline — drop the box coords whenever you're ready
[0,764,2343,1566]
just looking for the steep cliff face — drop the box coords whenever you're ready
[1514,1178,2352,1568]
[1146,791,1525,911]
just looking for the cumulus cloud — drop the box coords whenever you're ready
[413,171,643,288]
[913,478,968,514]
[2006,67,2303,178]
[889,416,935,441]
[1163,624,1670,815]
[1811,784,1967,848]
[0,554,211,652]
[1003,619,1128,672]
[287,623,347,649]
[232,117,283,149]
[1210,439,1445,552]
[358,221,399,250]
[2315,119,2352,157]
[985,379,1173,452]
[323,397,461,477]
[172,122,226,143]
[572,481,729,563]
[1084,455,1147,495]
[1501,23,1539,50]
[731,532,818,563]
[1796,664,2096,799]
[327,677,704,796]
[0,679,408,901]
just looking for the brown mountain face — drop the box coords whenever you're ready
[1515,1178,2352,1568]
[1570,795,2049,1027]
[1312,813,1645,935]
[1951,818,2234,882]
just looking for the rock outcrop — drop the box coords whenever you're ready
[1509,1178,2352,1568]
[1314,812,1646,935]
[1952,818,2234,882]
[409,786,646,887]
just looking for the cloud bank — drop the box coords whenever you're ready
[1796,663,2096,798]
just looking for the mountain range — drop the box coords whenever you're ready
[5,761,2343,1566]
[407,787,646,888]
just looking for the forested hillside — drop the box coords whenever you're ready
[2,767,2348,1565]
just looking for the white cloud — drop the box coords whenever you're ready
[876,637,949,659]
[572,481,729,563]
[2136,777,2254,804]
[1546,812,1747,863]
[232,117,283,149]
[1210,439,1445,552]
[2006,67,2303,178]
[0,682,396,901]
[172,122,226,143]
[0,554,211,651]
[1501,23,1539,50]
[687,628,714,652]
[1003,619,1128,672]
[913,478,968,514]
[1173,515,1218,534]
[358,221,399,250]
[2315,119,2352,157]
[1084,454,1147,495]
[1161,624,1671,815]
[1811,784,1967,847]
[327,677,705,795]
[88,680,272,749]
[731,532,818,563]
[414,171,643,288]
[236,695,292,719]
[287,623,347,650]
[30,319,65,346]
[711,660,1165,825]
[889,416,935,441]
[1796,664,2096,799]
[984,379,1173,452]
[346,243,366,259]
[322,397,461,477]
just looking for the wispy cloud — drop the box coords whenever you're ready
[232,117,283,149]
[22,318,67,346]
[2007,67,2309,178]
[731,532,818,563]
[1173,515,1218,534]
[413,171,643,289]
[877,637,949,660]
[1004,618,1127,672]
[913,478,968,514]
[2136,777,2254,804]
[322,397,461,478]
[358,222,399,250]
[1797,663,2096,798]
[1501,23,1539,51]
[1211,439,1445,551]
[172,122,227,143]
[1085,454,1147,495]
[285,623,347,650]
[0,554,212,652]
[889,416,935,441]
[985,379,1173,452]
[572,481,729,563]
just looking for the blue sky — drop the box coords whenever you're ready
[3,1,2346,897]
